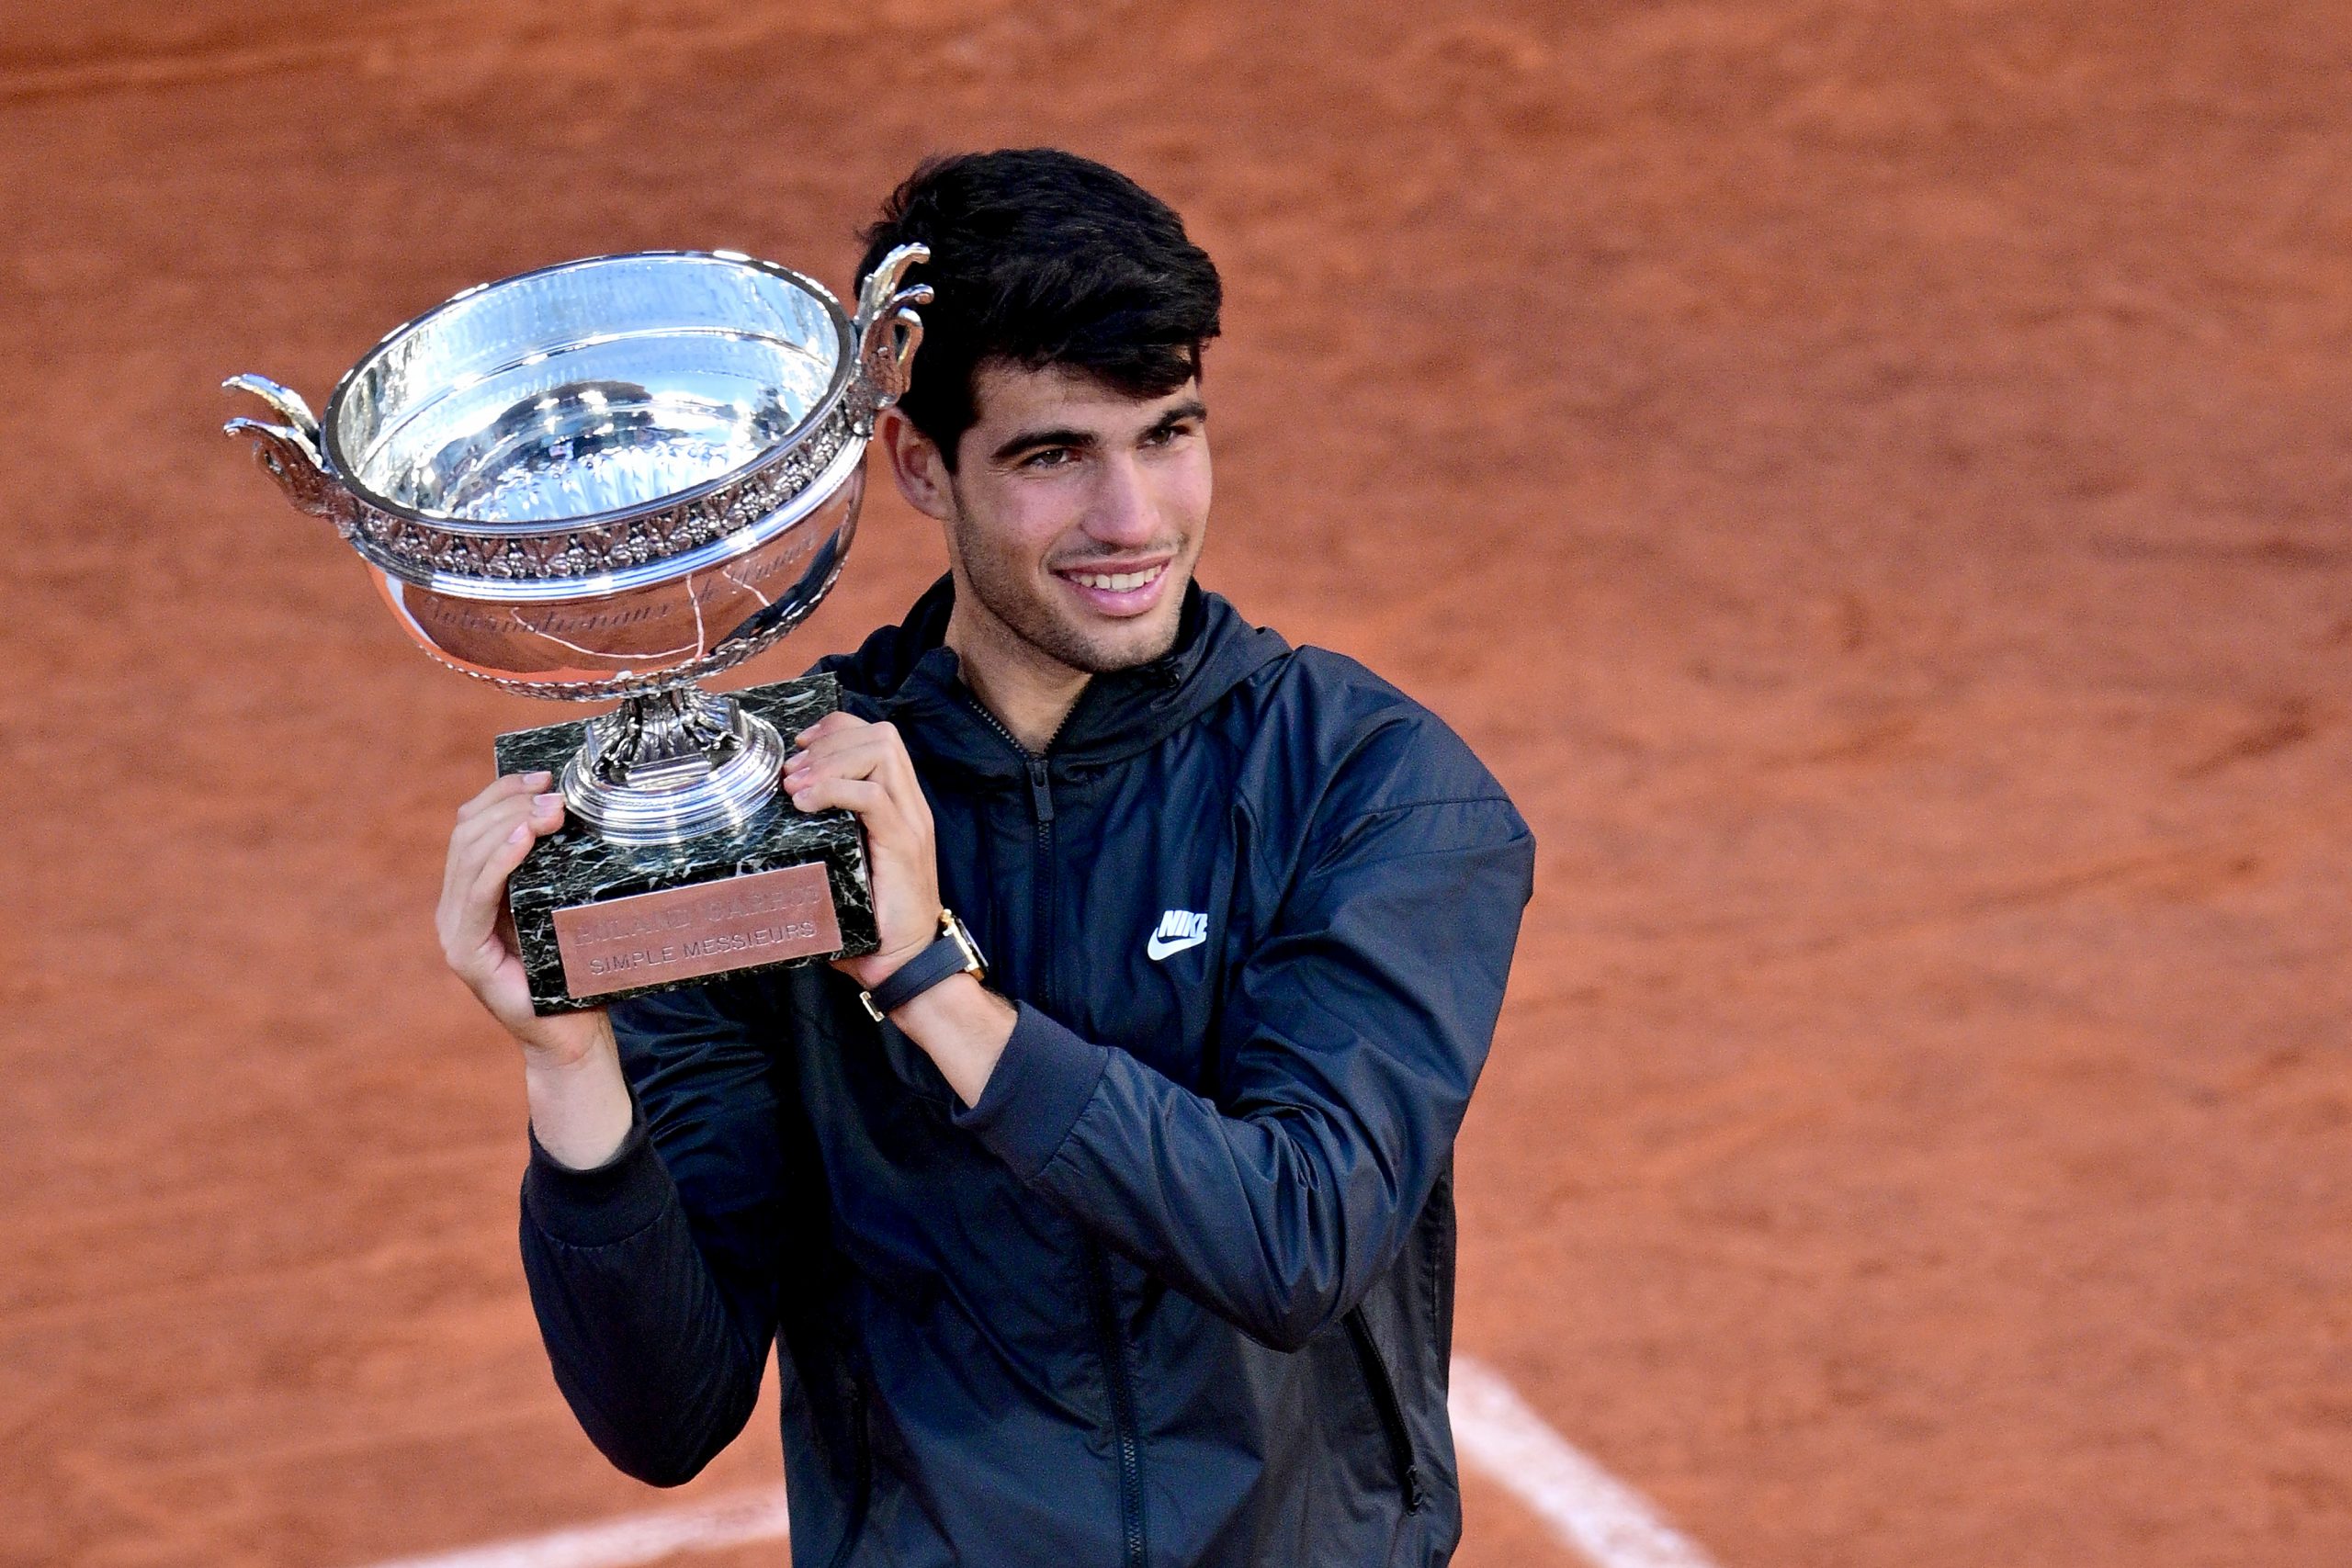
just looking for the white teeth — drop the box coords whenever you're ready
[1068,566,1162,592]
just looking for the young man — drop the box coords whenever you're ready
[438,149,1533,1566]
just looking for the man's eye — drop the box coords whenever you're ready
[1024,447,1074,468]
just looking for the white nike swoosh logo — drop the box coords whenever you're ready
[1146,931,1208,962]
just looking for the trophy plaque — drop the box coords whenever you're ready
[225,245,933,1013]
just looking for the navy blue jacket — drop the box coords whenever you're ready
[520,580,1534,1566]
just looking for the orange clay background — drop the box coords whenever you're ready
[5,3,2349,1564]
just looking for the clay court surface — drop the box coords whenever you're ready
[6,1,2351,1563]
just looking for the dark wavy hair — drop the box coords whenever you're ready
[855,148,1223,468]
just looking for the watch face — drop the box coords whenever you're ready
[950,913,987,975]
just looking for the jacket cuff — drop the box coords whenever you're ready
[950,1001,1111,1181]
[521,1109,673,1247]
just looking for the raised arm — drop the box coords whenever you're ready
[435,772,784,1484]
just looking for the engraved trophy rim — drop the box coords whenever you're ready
[317,248,860,542]
[379,432,865,609]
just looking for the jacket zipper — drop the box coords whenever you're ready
[968,697,1148,1567]
[1345,1308,1426,1512]
[1089,1244,1149,1568]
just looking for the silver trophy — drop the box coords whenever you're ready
[226,246,931,1011]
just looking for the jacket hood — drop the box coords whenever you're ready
[819,574,1290,779]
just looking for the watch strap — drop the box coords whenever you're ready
[860,910,984,1021]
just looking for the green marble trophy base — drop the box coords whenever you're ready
[492,673,877,1015]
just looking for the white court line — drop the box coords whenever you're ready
[1449,1355,1718,1568]
[356,1489,791,1568]
[354,1358,1714,1568]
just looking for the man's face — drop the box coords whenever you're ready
[930,362,1212,675]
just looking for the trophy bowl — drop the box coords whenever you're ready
[226,245,930,843]
[226,245,931,1010]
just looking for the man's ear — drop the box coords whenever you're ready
[877,407,956,523]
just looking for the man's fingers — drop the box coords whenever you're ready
[445,778,552,886]
[441,793,562,966]
[443,792,557,903]
[786,713,940,978]
[443,806,506,912]
[786,716,899,781]
[445,797,522,893]
[786,723,891,772]
[785,754,928,836]
[794,710,867,744]
[450,809,549,963]
[785,721,930,827]
[786,773,895,828]
[457,770,552,825]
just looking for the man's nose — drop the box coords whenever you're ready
[1084,453,1161,548]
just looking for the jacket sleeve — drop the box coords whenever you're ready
[953,788,1534,1352]
[518,981,786,1485]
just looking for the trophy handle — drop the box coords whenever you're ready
[223,373,321,444]
[851,243,933,432]
[221,375,356,535]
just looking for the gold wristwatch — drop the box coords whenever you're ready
[858,907,988,1022]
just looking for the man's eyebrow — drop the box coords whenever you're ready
[1148,400,1208,436]
[988,401,1209,467]
[990,426,1099,465]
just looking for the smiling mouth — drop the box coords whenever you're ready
[1059,563,1167,592]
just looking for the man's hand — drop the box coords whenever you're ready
[786,711,1014,1104]
[439,771,631,1168]
[784,712,944,991]
[436,771,613,1068]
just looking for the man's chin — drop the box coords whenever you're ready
[1069,625,1182,675]
[1050,601,1186,675]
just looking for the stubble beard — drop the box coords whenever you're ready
[947,512,1188,677]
